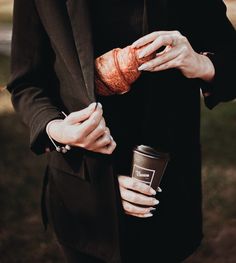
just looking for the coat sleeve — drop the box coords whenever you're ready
[7,0,64,155]
[198,0,236,109]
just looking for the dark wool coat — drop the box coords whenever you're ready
[7,0,236,262]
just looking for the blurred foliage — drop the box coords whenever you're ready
[0,105,62,263]
[201,101,236,166]
[0,0,13,23]
[185,102,236,263]
[0,54,10,85]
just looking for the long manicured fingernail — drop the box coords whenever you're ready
[150,207,156,211]
[157,187,162,193]
[144,213,153,218]
[94,102,99,110]
[153,199,159,205]
[89,102,96,108]
[97,102,102,108]
[150,188,156,195]
[138,51,146,58]
[138,64,148,71]
[93,102,102,111]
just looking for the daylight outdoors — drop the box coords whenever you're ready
[0,1,236,262]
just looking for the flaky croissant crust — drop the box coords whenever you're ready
[95,45,155,96]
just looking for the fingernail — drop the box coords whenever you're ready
[144,213,153,218]
[94,102,102,110]
[89,102,96,108]
[131,41,139,48]
[157,187,162,193]
[94,102,99,110]
[138,51,145,58]
[98,102,102,108]
[153,199,159,205]
[150,188,156,195]
[150,207,156,211]
[138,64,148,71]
[110,135,114,141]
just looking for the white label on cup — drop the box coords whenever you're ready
[132,165,155,186]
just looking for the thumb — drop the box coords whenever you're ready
[65,102,98,124]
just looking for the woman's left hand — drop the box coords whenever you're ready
[132,31,215,82]
[118,175,160,218]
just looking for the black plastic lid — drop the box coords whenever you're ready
[134,145,170,160]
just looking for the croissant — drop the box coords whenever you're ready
[95,45,155,96]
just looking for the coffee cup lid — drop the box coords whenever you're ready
[134,145,170,160]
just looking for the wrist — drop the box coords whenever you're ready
[46,119,64,143]
[198,53,215,82]
[46,118,72,153]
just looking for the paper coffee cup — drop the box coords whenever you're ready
[131,145,170,191]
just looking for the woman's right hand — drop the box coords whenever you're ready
[46,102,116,154]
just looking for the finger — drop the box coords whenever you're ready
[132,31,177,48]
[89,132,112,150]
[65,102,100,124]
[118,176,156,196]
[138,34,176,59]
[67,110,103,144]
[94,139,117,155]
[122,200,156,215]
[77,109,103,138]
[120,187,159,206]
[125,212,153,218]
[86,118,107,143]
[132,32,159,48]
[155,48,168,58]
[104,139,117,154]
[149,57,180,72]
[138,46,181,71]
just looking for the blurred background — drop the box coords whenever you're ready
[0,0,236,262]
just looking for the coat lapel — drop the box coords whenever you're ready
[66,0,95,101]
[35,0,95,104]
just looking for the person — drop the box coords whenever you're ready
[7,0,236,262]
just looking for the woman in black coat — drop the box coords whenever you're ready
[7,0,236,262]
